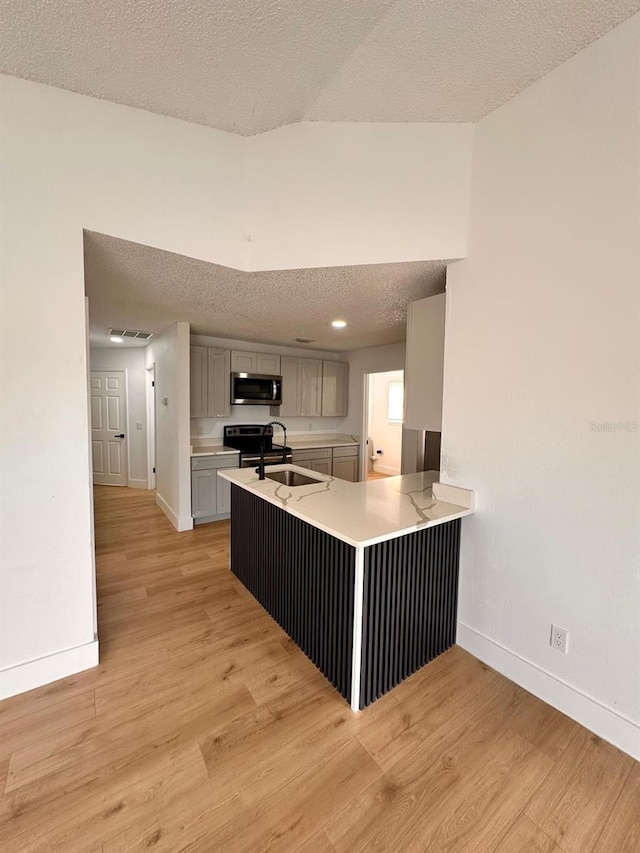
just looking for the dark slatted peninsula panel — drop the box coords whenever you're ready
[230,485,355,702]
[359,519,461,709]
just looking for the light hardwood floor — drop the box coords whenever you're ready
[1,486,637,852]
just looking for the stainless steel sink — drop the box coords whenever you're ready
[265,470,323,487]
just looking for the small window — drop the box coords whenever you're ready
[387,380,404,423]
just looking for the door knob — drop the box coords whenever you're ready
[115,433,125,438]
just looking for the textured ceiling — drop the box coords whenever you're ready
[84,232,449,351]
[2,1,638,135]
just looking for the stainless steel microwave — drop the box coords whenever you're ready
[231,373,283,406]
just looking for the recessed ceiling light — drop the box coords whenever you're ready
[110,335,124,343]
[331,320,347,329]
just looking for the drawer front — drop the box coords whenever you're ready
[332,457,359,482]
[309,458,332,476]
[332,445,359,458]
[191,454,239,471]
[292,448,331,462]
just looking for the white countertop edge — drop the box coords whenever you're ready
[218,466,474,548]
[432,482,474,511]
[190,434,360,456]
[288,438,361,450]
[191,445,240,457]
[355,507,474,548]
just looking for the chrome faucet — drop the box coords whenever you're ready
[265,420,288,463]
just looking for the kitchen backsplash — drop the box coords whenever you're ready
[191,411,347,440]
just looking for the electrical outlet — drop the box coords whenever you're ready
[136,422,143,430]
[550,624,569,653]
[195,425,204,436]
[308,423,313,431]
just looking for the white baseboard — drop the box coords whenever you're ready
[155,492,193,532]
[0,639,99,700]
[127,478,148,490]
[457,622,640,761]
[374,464,401,476]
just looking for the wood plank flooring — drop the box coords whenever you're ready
[1,486,637,852]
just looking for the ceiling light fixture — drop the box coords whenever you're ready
[110,335,124,343]
[331,319,347,329]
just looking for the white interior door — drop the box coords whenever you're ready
[90,370,127,486]
[146,364,156,490]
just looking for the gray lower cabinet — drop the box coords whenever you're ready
[332,456,358,482]
[191,454,239,522]
[309,458,332,475]
[291,447,331,474]
[332,445,359,482]
[291,445,359,481]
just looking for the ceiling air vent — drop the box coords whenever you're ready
[108,328,154,340]
[295,337,315,344]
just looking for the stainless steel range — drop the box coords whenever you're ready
[223,424,292,468]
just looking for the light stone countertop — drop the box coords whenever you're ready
[287,436,360,450]
[190,444,240,457]
[218,465,474,548]
[191,433,359,456]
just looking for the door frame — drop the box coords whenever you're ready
[146,363,156,490]
[360,366,405,481]
[90,368,129,487]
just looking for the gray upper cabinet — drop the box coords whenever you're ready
[190,346,208,418]
[279,357,322,417]
[207,348,231,418]
[300,359,322,417]
[404,293,445,432]
[190,346,231,418]
[194,346,349,419]
[321,361,349,417]
[279,357,301,416]
[231,350,281,375]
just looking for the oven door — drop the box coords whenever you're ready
[231,373,283,406]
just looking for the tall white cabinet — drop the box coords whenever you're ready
[404,293,445,431]
[190,346,231,418]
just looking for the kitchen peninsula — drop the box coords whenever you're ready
[218,465,474,710]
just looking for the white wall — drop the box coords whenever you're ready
[90,347,148,488]
[0,75,472,696]
[367,370,404,475]
[442,15,640,758]
[146,323,192,531]
[246,122,474,269]
[0,79,243,697]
